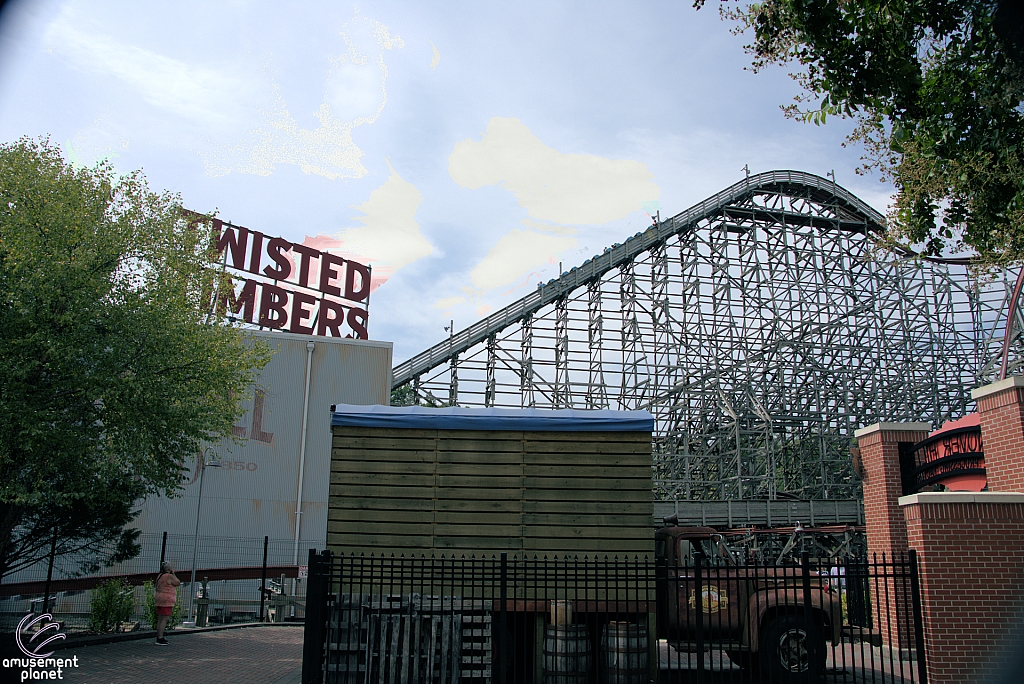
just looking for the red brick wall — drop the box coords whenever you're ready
[902,494,1024,684]
[857,423,931,650]
[857,424,930,560]
[975,380,1024,492]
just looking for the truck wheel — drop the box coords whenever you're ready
[759,614,825,682]
[726,650,760,672]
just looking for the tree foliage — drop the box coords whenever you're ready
[390,384,420,407]
[0,138,271,580]
[702,0,1024,261]
[390,384,453,408]
[2,476,143,580]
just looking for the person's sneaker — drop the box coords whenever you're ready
[155,638,169,645]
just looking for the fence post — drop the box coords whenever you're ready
[694,552,704,681]
[160,531,168,568]
[654,555,668,635]
[260,536,269,622]
[908,549,928,684]
[499,552,508,684]
[845,553,870,626]
[301,549,330,684]
[647,557,659,684]
[801,551,822,680]
[42,531,56,615]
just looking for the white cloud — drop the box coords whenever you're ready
[429,41,440,70]
[449,117,660,225]
[469,229,576,292]
[521,217,576,235]
[202,15,403,180]
[65,118,130,168]
[45,7,405,182]
[332,160,433,270]
[203,93,370,179]
[45,11,242,127]
[434,296,465,309]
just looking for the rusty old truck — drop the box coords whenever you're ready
[655,525,842,681]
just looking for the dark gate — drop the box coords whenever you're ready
[302,549,927,684]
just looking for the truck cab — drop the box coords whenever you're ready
[655,526,842,681]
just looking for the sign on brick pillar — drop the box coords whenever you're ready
[901,492,1024,684]
[854,421,931,654]
[973,376,1024,492]
[855,422,931,559]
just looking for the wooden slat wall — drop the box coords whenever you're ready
[328,426,653,559]
[522,431,653,557]
[329,428,438,552]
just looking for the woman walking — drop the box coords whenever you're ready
[155,561,181,645]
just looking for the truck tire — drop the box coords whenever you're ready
[758,614,825,682]
[726,650,761,672]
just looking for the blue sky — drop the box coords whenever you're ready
[0,1,893,362]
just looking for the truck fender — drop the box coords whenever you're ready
[746,589,842,650]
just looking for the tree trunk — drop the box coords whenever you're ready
[0,502,24,583]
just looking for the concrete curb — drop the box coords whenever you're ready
[50,621,302,651]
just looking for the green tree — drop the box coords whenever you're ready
[3,475,143,580]
[703,0,1024,261]
[0,138,271,581]
[390,384,420,407]
[389,383,452,407]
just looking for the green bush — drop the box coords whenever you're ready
[143,580,182,630]
[88,578,136,633]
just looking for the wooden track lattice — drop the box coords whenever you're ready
[393,171,1024,503]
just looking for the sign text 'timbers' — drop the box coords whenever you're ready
[212,220,371,339]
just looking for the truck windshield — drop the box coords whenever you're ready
[675,540,716,565]
[678,538,726,567]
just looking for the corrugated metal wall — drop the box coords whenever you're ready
[133,330,393,569]
[327,427,654,558]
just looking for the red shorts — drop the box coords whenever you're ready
[156,606,173,616]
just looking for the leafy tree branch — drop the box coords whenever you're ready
[699,0,1024,262]
[0,138,271,580]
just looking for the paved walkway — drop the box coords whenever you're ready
[59,625,302,684]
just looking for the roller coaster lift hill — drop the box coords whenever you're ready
[391,170,1024,560]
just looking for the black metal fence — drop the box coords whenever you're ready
[301,549,927,684]
[0,533,314,635]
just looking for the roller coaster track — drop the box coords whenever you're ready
[391,170,1024,503]
[394,170,884,386]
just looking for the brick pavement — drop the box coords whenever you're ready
[58,625,303,684]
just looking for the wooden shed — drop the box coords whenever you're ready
[327,405,654,559]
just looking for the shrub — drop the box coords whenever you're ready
[143,580,182,630]
[88,578,136,633]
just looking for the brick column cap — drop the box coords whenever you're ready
[971,375,1024,401]
[854,422,932,438]
[898,491,1024,506]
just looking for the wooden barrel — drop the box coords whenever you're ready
[599,622,648,684]
[543,624,591,684]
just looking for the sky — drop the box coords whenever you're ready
[0,0,895,363]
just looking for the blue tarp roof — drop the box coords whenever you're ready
[330,404,654,432]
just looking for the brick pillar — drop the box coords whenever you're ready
[973,376,1024,492]
[855,422,931,655]
[854,422,931,560]
[901,492,1024,684]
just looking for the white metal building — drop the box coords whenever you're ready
[133,329,393,570]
